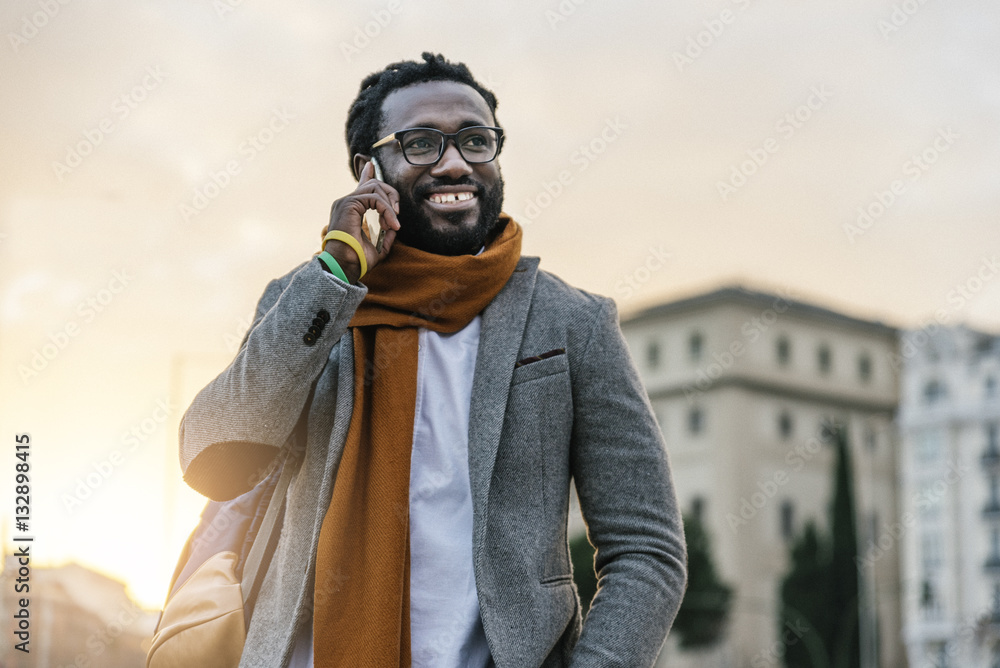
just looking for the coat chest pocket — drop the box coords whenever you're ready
[501,351,572,480]
[510,350,569,386]
[507,351,572,437]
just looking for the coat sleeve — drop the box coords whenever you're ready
[178,259,367,501]
[568,297,687,667]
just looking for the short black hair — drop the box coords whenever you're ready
[345,52,499,176]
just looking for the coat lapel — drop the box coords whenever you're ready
[467,255,540,550]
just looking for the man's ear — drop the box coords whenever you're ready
[353,154,372,181]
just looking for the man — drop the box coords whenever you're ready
[179,52,686,668]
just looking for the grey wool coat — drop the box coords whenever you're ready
[179,255,687,668]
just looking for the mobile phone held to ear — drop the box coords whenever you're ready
[365,157,386,253]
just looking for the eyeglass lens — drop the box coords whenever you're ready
[400,127,500,165]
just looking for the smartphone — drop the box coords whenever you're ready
[365,157,385,250]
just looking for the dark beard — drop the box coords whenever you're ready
[393,173,506,256]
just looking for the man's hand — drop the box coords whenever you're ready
[321,161,401,283]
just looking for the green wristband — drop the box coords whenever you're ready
[317,251,350,284]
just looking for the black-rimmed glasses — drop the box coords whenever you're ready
[371,126,504,166]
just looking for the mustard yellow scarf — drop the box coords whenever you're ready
[313,215,522,666]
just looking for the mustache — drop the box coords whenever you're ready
[413,178,485,199]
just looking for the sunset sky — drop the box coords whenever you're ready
[1,0,998,611]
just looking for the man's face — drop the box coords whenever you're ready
[367,80,505,256]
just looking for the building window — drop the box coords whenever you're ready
[921,580,936,609]
[858,354,872,383]
[990,423,1000,452]
[916,431,941,462]
[987,376,997,397]
[780,501,794,540]
[924,380,947,404]
[689,332,703,362]
[691,496,705,523]
[647,341,660,370]
[776,336,791,367]
[917,481,943,519]
[930,642,947,666]
[922,532,943,570]
[778,411,793,440]
[817,345,832,375]
[688,407,704,435]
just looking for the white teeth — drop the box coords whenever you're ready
[429,192,474,204]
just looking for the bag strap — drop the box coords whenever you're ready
[241,448,300,611]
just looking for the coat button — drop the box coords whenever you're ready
[303,333,316,346]
[312,317,325,328]
[308,325,321,337]
[317,309,331,323]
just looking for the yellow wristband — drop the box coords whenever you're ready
[322,230,367,279]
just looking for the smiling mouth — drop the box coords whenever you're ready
[427,191,476,205]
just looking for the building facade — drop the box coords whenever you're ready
[898,325,1000,667]
[618,286,903,668]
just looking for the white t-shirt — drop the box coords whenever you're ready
[290,317,490,667]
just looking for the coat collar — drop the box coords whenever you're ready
[467,255,540,550]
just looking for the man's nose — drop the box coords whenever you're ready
[430,140,473,179]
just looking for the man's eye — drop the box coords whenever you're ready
[461,133,490,150]
[405,138,435,151]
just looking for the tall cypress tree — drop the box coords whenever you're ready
[780,423,861,668]
[827,425,861,668]
[672,512,733,648]
[780,522,831,667]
